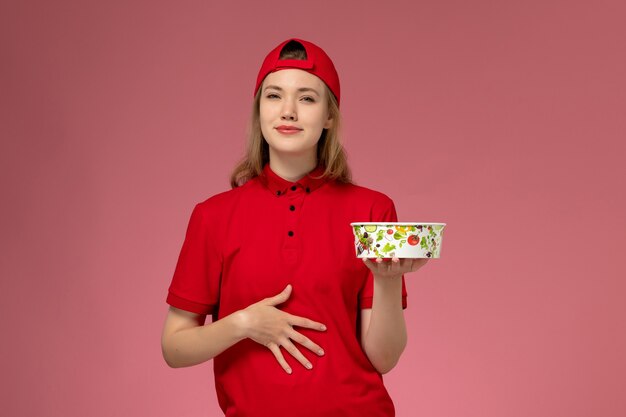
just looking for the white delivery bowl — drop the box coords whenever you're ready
[350,222,446,259]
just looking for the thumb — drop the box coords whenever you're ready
[266,284,292,305]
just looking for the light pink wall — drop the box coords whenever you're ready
[2,0,624,416]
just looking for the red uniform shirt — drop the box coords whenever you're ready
[166,163,407,417]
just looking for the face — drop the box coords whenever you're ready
[259,69,333,159]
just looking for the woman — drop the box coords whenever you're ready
[161,38,428,417]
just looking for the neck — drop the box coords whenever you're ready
[268,150,318,182]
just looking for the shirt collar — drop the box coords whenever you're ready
[259,162,328,197]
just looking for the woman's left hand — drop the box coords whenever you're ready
[362,257,429,279]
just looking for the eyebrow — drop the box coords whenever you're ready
[263,85,320,96]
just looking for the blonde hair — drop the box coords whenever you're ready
[229,42,353,188]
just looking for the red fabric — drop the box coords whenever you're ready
[166,163,407,416]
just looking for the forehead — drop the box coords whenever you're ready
[262,69,325,91]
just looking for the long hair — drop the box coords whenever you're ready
[229,40,353,188]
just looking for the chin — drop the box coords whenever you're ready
[268,136,309,146]
[272,147,311,156]
[269,142,316,155]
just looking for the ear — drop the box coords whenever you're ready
[324,114,334,129]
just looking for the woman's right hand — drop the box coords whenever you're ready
[238,284,327,374]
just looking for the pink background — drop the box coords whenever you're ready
[2,0,625,416]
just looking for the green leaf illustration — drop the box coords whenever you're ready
[383,242,396,252]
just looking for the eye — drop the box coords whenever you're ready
[265,94,315,102]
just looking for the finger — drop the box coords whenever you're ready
[378,257,391,272]
[371,257,384,274]
[400,258,414,273]
[363,258,379,274]
[267,342,293,374]
[412,259,424,271]
[265,284,292,306]
[287,328,325,356]
[410,258,428,272]
[280,338,314,370]
[286,314,327,332]
[374,257,385,272]
[390,257,401,274]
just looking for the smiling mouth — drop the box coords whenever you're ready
[276,126,302,130]
[276,128,302,135]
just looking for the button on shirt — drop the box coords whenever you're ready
[166,162,407,417]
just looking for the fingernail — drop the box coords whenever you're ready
[318,349,324,355]
[320,325,327,331]
[306,363,312,369]
[286,367,292,374]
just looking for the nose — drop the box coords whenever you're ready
[281,99,297,121]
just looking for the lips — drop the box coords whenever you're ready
[276,125,302,132]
